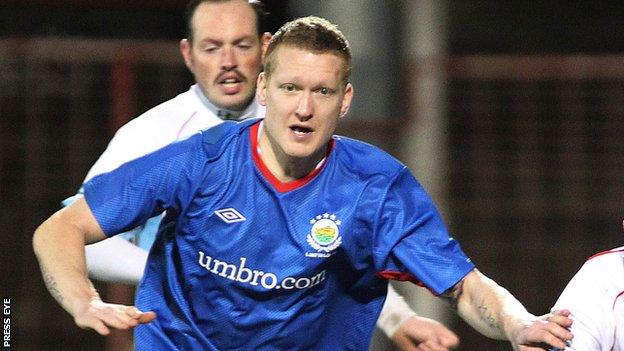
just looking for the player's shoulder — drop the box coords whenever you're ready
[196,118,259,155]
[578,246,624,275]
[333,135,406,177]
[114,88,204,135]
[199,119,245,144]
[586,246,624,264]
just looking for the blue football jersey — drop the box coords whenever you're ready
[84,119,474,350]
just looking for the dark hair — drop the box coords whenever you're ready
[263,16,352,85]
[184,0,267,43]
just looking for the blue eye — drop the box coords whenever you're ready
[317,88,333,95]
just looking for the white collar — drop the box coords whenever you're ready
[191,84,260,121]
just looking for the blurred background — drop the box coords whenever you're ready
[1,1,624,350]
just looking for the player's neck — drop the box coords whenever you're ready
[258,130,327,183]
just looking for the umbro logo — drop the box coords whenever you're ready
[214,208,246,223]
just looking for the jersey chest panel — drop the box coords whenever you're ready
[176,159,373,297]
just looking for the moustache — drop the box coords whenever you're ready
[215,69,246,84]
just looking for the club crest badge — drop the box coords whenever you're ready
[306,213,342,257]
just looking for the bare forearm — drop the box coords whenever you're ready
[451,269,573,348]
[33,210,101,317]
[34,198,156,335]
[454,270,531,340]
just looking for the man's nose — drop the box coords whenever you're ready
[295,92,314,120]
[221,47,237,70]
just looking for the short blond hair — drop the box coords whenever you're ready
[263,16,352,85]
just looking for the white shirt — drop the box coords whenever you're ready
[552,247,624,351]
[84,84,263,181]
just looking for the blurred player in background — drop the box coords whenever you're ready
[549,220,624,350]
[63,0,458,350]
[35,15,573,350]
[62,0,269,285]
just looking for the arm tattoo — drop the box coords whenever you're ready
[42,266,64,304]
[477,298,499,330]
[445,280,501,332]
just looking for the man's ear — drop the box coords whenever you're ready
[179,38,193,71]
[261,32,272,59]
[339,83,354,118]
[257,72,267,106]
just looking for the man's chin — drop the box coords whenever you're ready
[213,94,254,112]
[285,146,326,163]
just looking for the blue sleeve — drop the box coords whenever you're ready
[83,133,206,237]
[62,180,160,249]
[373,168,474,295]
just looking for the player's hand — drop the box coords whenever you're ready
[510,309,573,351]
[391,315,459,351]
[72,298,156,335]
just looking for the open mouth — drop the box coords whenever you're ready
[290,125,313,135]
[217,71,245,89]
[217,75,244,95]
[219,77,242,85]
